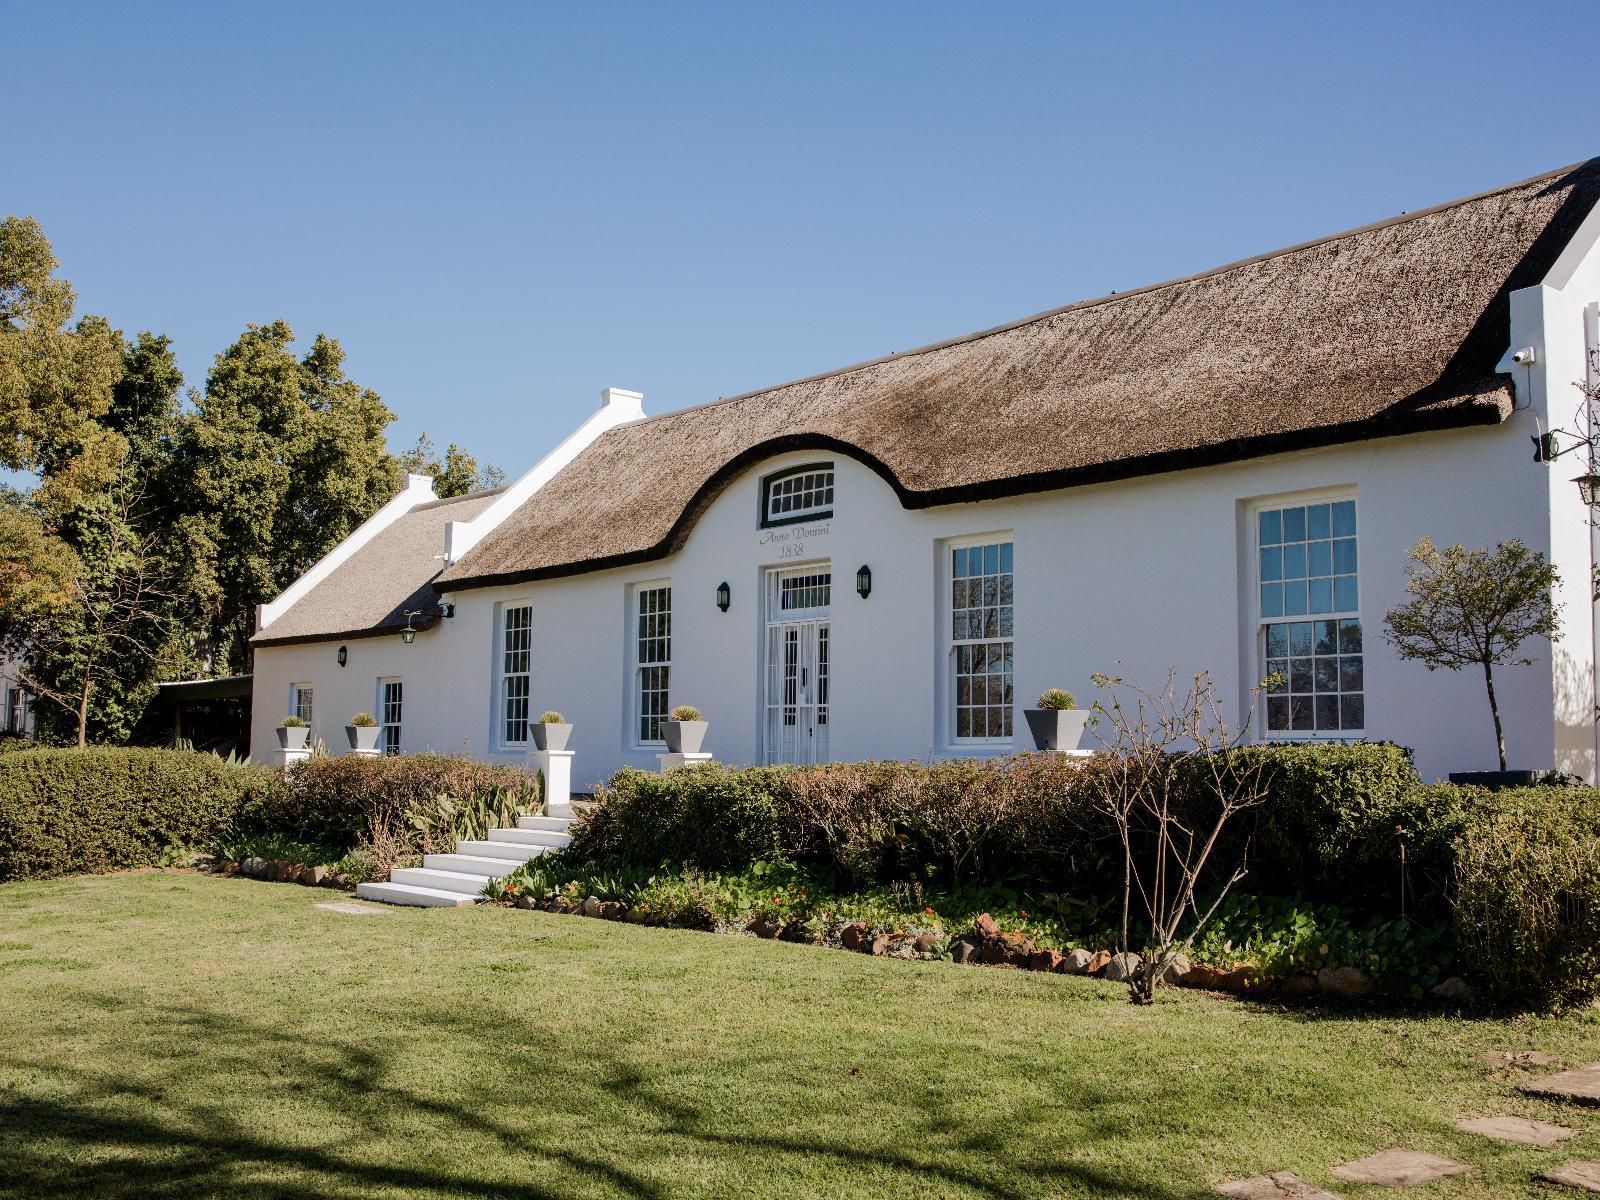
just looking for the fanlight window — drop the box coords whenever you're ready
[761,463,834,527]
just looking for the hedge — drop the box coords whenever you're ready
[0,747,285,881]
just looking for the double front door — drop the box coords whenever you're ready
[764,567,830,765]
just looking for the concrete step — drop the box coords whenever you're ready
[485,827,571,848]
[518,814,576,832]
[355,881,478,908]
[454,839,552,862]
[424,853,528,876]
[391,867,497,896]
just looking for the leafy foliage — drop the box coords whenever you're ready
[1035,688,1076,710]
[395,432,505,498]
[668,704,703,722]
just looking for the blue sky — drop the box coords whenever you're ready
[7,1,1599,477]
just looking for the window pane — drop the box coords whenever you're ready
[1315,695,1340,731]
[1260,509,1282,545]
[1340,694,1365,729]
[1306,503,1331,541]
[1308,541,1332,577]
[1333,538,1357,574]
[1314,657,1339,693]
[998,606,1013,637]
[1265,624,1288,658]
[1290,658,1313,693]
[1260,583,1283,618]
[1333,575,1358,612]
[1340,656,1364,692]
[1314,620,1338,656]
[1307,578,1332,613]
[1338,618,1363,654]
[1267,696,1289,730]
[1332,500,1356,537]
[1000,543,1013,573]
[952,547,967,578]
[1266,659,1287,691]
[1290,622,1314,656]
[1282,581,1307,615]
[1291,697,1314,730]
[1283,507,1307,543]
[1282,543,1307,580]
[1260,546,1283,582]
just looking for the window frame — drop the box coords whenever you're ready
[631,580,672,748]
[4,686,26,735]
[496,600,533,750]
[1249,490,1365,740]
[378,676,403,756]
[944,532,1016,748]
[290,682,314,729]
[759,462,835,529]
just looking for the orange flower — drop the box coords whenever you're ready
[923,906,935,916]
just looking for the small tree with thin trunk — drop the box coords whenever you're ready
[1088,668,1275,1005]
[1383,537,1561,772]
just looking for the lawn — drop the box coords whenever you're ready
[0,873,1596,1199]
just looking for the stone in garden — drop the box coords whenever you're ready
[1429,976,1471,1001]
[981,930,1033,967]
[303,865,329,886]
[912,932,940,954]
[1060,948,1095,974]
[951,939,978,964]
[1482,1050,1558,1068]
[870,933,894,956]
[1153,952,1191,987]
[747,916,781,939]
[240,857,261,877]
[1455,1116,1575,1147]
[840,922,870,952]
[1028,949,1063,973]
[1331,1149,1471,1187]
[974,912,999,940]
[1104,952,1142,983]
[1281,973,1320,995]
[314,901,392,916]
[581,896,601,917]
[780,920,812,943]
[514,893,539,909]
[597,901,626,921]
[1216,1172,1343,1199]
[1541,1162,1600,1192]
[1085,949,1112,975]
[1317,966,1372,996]
[278,861,304,884]
[625,906,650,923]
[1521,1063,1600,1105]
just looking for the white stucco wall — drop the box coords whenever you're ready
[252,410,1589,788]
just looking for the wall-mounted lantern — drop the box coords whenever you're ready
[1575,473,1600,508]
[437,602,455,620]
[336,645,347,669]
[856,564,872,599]
[716,581,731,613]
[400,610,424,645]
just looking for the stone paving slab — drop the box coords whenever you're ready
[1541,1162,1600,1193]
[314,901,395,916]
[1456,1115,1577,1147]
[1216,1172,1342,1198]
[1331,1149,1472,1187]
[1482,1050,1560,1068]
[1523,1064,1600,1106]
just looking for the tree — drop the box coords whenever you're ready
[1088,668,1274,1005]
[396,432,506,498]
[177,322,398,673]
[0,216,127,514]
[1384,537,1561,772]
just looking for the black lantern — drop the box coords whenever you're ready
[856,564,872,599]
[716,581,731,612]
[1576,473,1600,508]
[400,610,423,644]
[337,645,347,668]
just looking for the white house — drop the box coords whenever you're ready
[250,158,1600,793]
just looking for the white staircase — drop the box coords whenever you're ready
[356,809,575,908]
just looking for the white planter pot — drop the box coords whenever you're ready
[531,723,572,752]
[1025,709,1090,752]
[663,720,708,754]
[276,726,310,751]
[346,724,381,752]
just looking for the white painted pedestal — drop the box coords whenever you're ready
[528,748,575,814]
[657,752,714,774]
[276,746,311,770]
[350,746,382,759]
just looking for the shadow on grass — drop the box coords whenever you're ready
[0,992,1213,1200]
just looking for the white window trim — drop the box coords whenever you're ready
[630,579,672,749]
[378,676,403,756]
[494,600,533,751]
[943,530,1016,749]
[289,682,314,729]
[760,462,835,528]
[1248,489,1364,741]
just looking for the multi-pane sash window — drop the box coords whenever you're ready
[291,684,313,728]
[761,464,834,526]
[951,540,1014,740]
[635,585,671,744]
[1257,498,1363,733]
[501,603,532,745]
[778,572,831,612]
[4,687,25,734]
[380,678,403,755]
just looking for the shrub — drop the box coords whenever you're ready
[669,705,702,722]
[0,747,285,881]
[1035,688,1076,710]
[246,753,540,872]
[1453,786,1600,1007]
[570,765,788,871]
[538,711,565,724]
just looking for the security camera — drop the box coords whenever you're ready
[1511,346,1538,366]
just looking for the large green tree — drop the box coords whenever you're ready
[396,432,506,498]
[178,321,397,674]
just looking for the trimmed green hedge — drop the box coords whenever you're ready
[0,748,285,881]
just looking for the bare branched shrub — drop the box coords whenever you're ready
[1089,668,1274,1004]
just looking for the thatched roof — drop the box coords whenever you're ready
[253,489,502,646]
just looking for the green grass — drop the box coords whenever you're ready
[0,873,1596,1199]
